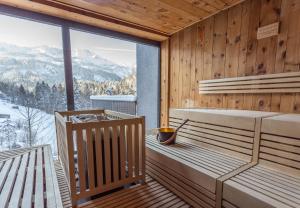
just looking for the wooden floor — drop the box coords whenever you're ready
[54,160,190,208]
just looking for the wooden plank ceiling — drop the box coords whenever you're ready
[26,0,244,39]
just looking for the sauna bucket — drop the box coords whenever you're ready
[157,119,189,145]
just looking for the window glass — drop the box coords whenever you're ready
[70,29,136,110]
[0,14,66,154]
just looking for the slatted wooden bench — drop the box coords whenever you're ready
[146,108,278,208]
[0,145,63,208]
[222,114,300,208]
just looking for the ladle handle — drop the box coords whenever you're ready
[175,119,189,133]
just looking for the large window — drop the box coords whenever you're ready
[70,29,136,109]
[0,9,159,154]
[0,14,66,154]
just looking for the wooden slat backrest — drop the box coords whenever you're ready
[199,71,300,94]
[260,114,300,176]
[55,110,146,206]
[169,109,278,161]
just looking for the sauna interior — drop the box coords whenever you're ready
[0,0,299,208]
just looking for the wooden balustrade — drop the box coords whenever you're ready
[55,110,145,206]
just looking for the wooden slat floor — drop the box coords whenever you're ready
[54,160,191,208]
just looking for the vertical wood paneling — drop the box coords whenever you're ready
[224,4,243,109]
[166,0,300,114]
[211,11,228,108]
[189,24,198,107]
[160,39,169,127]
[182,27,192,107]
[169,34,179,108]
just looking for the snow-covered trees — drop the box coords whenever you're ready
[0,72,136,151]
[0,118,17,149]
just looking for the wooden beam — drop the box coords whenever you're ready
[0,0,169,41]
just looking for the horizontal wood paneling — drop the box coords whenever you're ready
[169,0,300,113]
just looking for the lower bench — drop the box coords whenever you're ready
[222,114,300,208]
[223,165,300,208]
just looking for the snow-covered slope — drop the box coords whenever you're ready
[0,98,57,154]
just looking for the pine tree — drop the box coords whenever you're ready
[0,119,17,149]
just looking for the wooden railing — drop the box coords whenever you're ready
[55,110,145,206]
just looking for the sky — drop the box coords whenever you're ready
[0,14,136,66]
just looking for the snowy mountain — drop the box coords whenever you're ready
[0,43,133,88]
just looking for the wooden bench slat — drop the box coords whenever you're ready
[8,153,29,208]
[224,180,291,208]
[254,165,300,183]
[260,146,300,162]
[175,127,254,149]
[0,156,21,207]
[261,133,300,147]
[178,132,253,156]
[169,121,254,143]
[44,146,63,208]
[21,150,36,207]
[169,117,255,137]
[34,147,44,208]
[146,159,215,207]
[240,171,300,196]
[147,138,243,174]
[232,176,300,207]
[247,168,300,191]
[261,140,300,154]
[0,159,13,191]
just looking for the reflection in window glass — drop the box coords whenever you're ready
[0,14,66,154]
[70,30,136,110]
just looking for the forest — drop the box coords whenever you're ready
[0,73,136,151]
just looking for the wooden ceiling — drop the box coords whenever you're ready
[0,0,244,41]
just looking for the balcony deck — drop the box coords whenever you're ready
[0,145,190,208]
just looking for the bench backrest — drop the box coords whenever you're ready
[261,114,300,176]
[169,108,277,161]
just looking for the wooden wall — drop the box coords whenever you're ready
[168,0,300,113]
[160,40,170,127]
